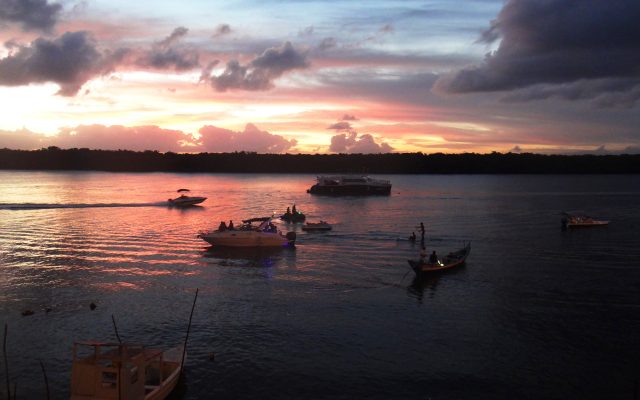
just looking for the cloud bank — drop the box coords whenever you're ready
[0,31,125,95]
[0,0,62,32]
[198,123,297,153]
[327,119,392,153]
[435,0,640,105]
[0,123,298,153]
[205,42,309,91]
[136,27,200,71]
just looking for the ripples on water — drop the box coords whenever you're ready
[1,172,639,399]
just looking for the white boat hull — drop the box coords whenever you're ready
[199,230,293,247]
[168,196,207,206]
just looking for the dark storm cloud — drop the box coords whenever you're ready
[199,60,220,83]
[327,121,353,131]
[0,0,62,32]
[206,42,309,92]
[0,31,125,96]
[158,26,188,47]
[212,24,232,38]
[435,0,640,104]
[298,26,314,37]
[501,78,640,108]
[136,27,200,71]
[316,37,337,51]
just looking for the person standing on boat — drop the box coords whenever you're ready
[218,221,227,231]
[409,232,416,242]
[429,250,438,264]
[228,220,234,230]
[420,222,425,244]
[292,204,297,214]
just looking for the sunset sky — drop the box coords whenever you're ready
[0,0,639,154]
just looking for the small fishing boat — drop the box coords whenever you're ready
[198,217,296,247]
[561,212,609,229]
[301,221,332,232]
[168,189,206,207]
[70,342,183,400]
[280,205,306,222]
[408,242,470,275]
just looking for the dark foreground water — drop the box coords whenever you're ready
[1,172,639,400]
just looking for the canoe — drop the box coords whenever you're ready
[408,242,470,274]
[561,212,609,229]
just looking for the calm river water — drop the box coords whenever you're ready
[1,172,639,399]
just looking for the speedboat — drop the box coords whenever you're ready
[198,217,296,247]
[168,189,206,207]
[561,212,609,229]
[70,341,183,400]
[307,175,391,195]
[301,221,332,232]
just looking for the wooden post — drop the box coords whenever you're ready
[180,288,199,375]
[3,323,10,400]
[112,315,122,343]
[39,361,50,400]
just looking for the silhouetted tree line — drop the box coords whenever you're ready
[1,147,639,173]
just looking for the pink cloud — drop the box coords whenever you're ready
[52,125,195,152]
[197,123,297,153]
[0,128,44,149]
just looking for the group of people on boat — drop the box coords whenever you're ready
[282,204,306,222]
[408,222,426,243]
[420,247,439,264]
[218,220,235,231]
[217,219,279,233]
[411,221,438,264]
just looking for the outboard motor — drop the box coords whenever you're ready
[286,231,297,246]
[561,216,568,231]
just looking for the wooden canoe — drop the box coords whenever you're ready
[408,242,470,274]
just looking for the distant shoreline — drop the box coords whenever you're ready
[1,147,639,174]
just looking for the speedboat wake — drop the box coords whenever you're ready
[0,202,169,210]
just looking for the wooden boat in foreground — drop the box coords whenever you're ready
[408,242,471,275]
[71,342,183,400]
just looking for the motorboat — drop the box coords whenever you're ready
[168,189,206,207]
[561,212,609,229]
[301,221,332,232]
[307,175,391,195]
[198,217,296,247]
[70,341,183,400]
[408,242,470,275]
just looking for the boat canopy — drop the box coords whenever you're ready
[177,188,190,192]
